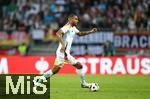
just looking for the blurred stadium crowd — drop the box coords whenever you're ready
[0,0,149,56]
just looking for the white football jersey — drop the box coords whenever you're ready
[56,24,79,54]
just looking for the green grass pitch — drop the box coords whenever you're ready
[0,75,149,99]
[50,75,150,99]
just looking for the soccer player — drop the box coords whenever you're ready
[34,14,97,88]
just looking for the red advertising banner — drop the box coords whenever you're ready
[0,56,149,75]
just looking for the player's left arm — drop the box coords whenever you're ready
[76,28,97,36]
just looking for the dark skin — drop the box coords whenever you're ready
[52,15,97,74]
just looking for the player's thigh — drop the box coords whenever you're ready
[67,54,78,65]
[54,52,65,67]
[54,57,65,67]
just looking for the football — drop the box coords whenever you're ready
[90,83,99,92]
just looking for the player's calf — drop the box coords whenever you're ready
[52,66,61,74]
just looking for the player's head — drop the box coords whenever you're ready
[68,14,79,26]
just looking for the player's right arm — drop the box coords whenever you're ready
[76,28,97,36]
[56,29,65,52]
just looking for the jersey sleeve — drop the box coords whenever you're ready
[74,27,79,33]
[61,26,68,34]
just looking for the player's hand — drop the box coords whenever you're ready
[60,45,65,53]
[90,28,97,33]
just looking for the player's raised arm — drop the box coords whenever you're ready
[76,28,97,36]
[56,29,65,52]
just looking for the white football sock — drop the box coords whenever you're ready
[76,69,86,84]
[37,70,53,84]
[43,70,53,78]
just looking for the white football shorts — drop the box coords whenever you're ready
[54,51,78,67]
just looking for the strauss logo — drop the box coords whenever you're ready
[35,57,49,74]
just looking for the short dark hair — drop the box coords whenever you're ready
[68,14,77,20]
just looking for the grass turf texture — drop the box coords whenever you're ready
[50,75,150,99]
[0,75,149,99]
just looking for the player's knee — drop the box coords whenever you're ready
[74,62,83,69]
[52,66,61,74]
